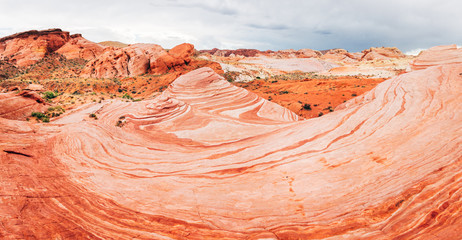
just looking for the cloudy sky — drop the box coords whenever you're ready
[0,0,460,53]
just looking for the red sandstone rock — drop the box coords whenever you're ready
[361,47,405,61]
[56,34,105,60]
[321,47,405,64]
[296,48,322,58]
[81,43,199,78]
[0,91,48,120]
[321,48,360,63]
[264,49,322,59]
[410,44,462,70]
[24,84,44,91]
[0,29,70,66]
[200,48,321,59]
[2,47,462,238]
[149,43,195,74]
[81,43,166,78]
[200,48,262,57]
[1,46,461,239]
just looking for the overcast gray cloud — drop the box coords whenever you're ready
[0,0,461,52]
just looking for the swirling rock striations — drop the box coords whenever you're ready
[410,44,462,70]
[0,91,48,120]
[1,47,462,239]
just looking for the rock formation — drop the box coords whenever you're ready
[200,48,322,59]
[361,47,405,61]
[0,29,70,66]
[200,48,262,57]
[0,91,48,120]
[241,57,338,73]
[0,46,461,239]
[81,43,201,78]
[149,43,195,74]
[410,44,462,70]
[320,47,406,64]
[321,48,361,63]
[81,43,166,78]
[56,34,105,60]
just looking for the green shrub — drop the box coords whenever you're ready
[302,103,311,110]
[31,112,46,119]
[122,93,133,100]
[31,112,49,122]
[43,91,58,100]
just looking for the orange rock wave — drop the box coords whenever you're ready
[1,48,461,239]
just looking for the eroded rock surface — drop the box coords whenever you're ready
[0,29,70,66]
[0,91,48,120]
[0,47,461,239]
[150,43,195,74]
[56,34,106,60]
[361,47,405,61]
[81,43,166,78]
[82,43,200,78]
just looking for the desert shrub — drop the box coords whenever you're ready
[116,120,125,127]
[122,93,133,100]
[31,112,50,122]
[302,103,311,110]
[223,71,239,82]
[31,112,46,119]
[43,91,58,100]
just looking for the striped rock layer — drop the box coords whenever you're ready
[1,48,461,239]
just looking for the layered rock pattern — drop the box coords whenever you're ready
[410,45,462,70]
[1,48,461,239]
[0,91,48,120]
